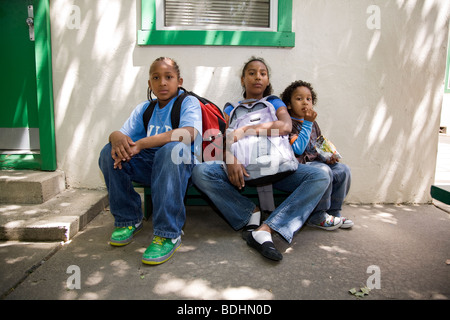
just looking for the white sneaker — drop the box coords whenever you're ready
[340,217,354,229]
[307,214,343,231]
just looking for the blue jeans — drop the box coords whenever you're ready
[98,142,195,239]
[306,162,351,224]
[192,162,330,243]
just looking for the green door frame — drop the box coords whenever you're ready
[35,0,56,171]
[0,0,56,171]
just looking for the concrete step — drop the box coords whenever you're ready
[0,188,109,241]
[0,170,66,204]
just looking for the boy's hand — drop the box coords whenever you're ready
[304,109,317,123]
[109,131,136,169]
[326,155,340,165]
[114,142,142,169]
[128,143,141,157]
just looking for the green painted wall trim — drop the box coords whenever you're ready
[138,0,295,47]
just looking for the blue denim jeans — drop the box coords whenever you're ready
[98,142,195,239]
[306,162,351,224]
[192,162,330,243]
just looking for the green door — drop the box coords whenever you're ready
[0,0,56,170]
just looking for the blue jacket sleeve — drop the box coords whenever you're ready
[291,120,313,155]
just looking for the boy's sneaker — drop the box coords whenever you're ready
[142,235,181,265]
[109,222,143,246]
[307,214,343,231]
[340,217,354,229]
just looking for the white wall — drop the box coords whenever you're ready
[50,0,450,203]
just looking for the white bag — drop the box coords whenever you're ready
[226,96,298,186]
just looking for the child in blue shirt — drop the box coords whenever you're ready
[98,57,202,265]
[281,80,353,230]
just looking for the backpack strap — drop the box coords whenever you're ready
[173,87,226,131]
[143,100,157,133]
[170,87,190,130]
[261,95,279,102]
[225,101,240,127]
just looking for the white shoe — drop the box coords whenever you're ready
[340,217,354,229]
[307,214,343,231]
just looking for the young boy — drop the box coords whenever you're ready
[98,57,202,265]
[281,80,353,230]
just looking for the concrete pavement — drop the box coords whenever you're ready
[1,133,449,302]
[1,203,449,300]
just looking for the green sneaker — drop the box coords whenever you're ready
[109,222,143,246]
[142,235,181,265]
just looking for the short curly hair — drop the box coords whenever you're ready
[280,80,318,109]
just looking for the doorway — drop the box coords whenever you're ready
[0,0,56,170]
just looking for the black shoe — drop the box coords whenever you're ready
[241,224,259,240]
[246,232,283,261]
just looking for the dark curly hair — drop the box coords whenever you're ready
[241,57,273,98]
[280,80,318,112]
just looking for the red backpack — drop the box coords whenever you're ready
[143,88,226,161]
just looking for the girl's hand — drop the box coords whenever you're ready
[226,163,250,189]
[226,127,247,143]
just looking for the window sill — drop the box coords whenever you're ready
[137,29,295,47]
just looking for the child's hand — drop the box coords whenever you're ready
[304,109,317,123]
[326,156,339,165]
[226,127,246,143]
[226,162,250,189]
[128,143,142,157]
[110,131,136,169]
[114,143,141,169]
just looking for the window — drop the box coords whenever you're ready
[138,0,294,47]
[157,0,277,32]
